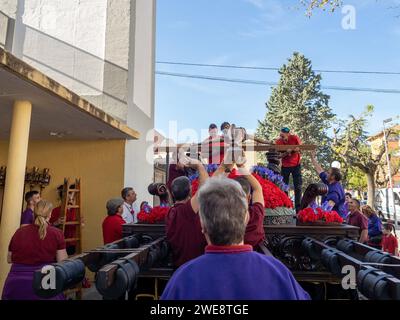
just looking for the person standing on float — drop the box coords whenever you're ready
[275,127,303,212]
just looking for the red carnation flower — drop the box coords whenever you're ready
[137,206,170,224]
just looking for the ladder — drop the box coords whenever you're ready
[60,178,83,299]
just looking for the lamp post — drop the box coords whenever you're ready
[383,117,398,228]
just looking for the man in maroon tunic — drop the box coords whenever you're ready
[165,158,209,268]
[346,198,368,243]
[233,172,265,249]
[213,157,265,249]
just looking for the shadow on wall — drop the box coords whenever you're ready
[0,8,129,122]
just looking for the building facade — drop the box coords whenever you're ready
[0,0,156,292]
[369,125,400,188]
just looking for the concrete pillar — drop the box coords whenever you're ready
[0,100,32,297]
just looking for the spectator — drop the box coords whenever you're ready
[165,157,208,268]
[20,191,41,226]
[50,184,79,256]
[102,198,125,244]
[344,193,352,217]
[361,205,383,249]
[2,200,68,300]
[310,151,346,218]
[121,187,139,224]
[382,223,398,256]
[377,210,385,220]
[161,177,310,300]
[346,199,368,243]
[276,128,303,212]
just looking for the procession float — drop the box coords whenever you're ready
[32,134,400,300]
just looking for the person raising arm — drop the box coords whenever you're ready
[310,151,346,218]
[235,159,265,248]
[165,154,209,268]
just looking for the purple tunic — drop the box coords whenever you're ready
[2,264,65,300]
[20,208,34,225]
[319,172,346,218]
[161,245,310,300]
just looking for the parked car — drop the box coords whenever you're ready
[375,188,400,223]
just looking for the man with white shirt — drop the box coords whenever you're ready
[121,187,139,224]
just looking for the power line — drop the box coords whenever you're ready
[156,71,400,94]
[156,61,400,76]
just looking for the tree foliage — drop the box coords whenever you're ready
[331,106,398,207]
[300,0,343,15]
[257,52,335,187]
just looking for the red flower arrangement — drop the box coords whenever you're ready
[297,207,343,224]
[137,206,170,224]
[191,170,293,210]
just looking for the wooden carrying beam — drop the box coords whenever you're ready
[303,237,400,300]
[155,144,317,153]
[32,234,155,298]
[95,237,169,299]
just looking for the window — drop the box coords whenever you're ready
[394,193,400,206]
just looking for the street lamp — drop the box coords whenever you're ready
[383,117,399,228]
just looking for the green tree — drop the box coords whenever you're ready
[344,166,367,196]
[257,52,335,187]
[331,106,398,207]
[300,0,342,15]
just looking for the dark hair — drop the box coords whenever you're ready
[345,192,352,198]
[234,177,251,196]
[209,123,217,130]
[383,223,397,237]
[57,184,76,199]
[25,191,39,203]
[330,167,342,182]
[121,187,134,200]
[221,122,230,131]
[171,176,191,201]
[300,183,329,210]
[352,198,361,208]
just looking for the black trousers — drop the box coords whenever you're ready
[281,165,303,212]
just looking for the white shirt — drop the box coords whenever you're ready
[122,202,139,224]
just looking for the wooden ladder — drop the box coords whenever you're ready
[60,178,83,299]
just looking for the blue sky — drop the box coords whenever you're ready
[155,0,400,142]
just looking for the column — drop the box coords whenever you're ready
[0,100,32,297]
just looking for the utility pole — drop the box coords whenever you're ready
[383,117,398,228]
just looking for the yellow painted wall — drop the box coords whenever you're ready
[0,140,125,251]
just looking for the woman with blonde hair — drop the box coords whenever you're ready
[2,200,68,300]
[361,205,383,249]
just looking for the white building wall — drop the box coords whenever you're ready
[124,0,156,204]
[1,0,156,203]
[2,0,133,121]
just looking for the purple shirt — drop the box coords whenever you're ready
[20,208,34,225]
[319,172,346,217]
[161,245,310,300]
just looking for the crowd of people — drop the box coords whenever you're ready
[2,124,398,300]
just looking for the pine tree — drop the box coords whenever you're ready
[257,52,335,187]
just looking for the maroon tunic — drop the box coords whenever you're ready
[244,202,266,248]
[165,201,207,267]
[9,224,66,265]
[347,210,368,231]
[3,224,66,300]
[102,214,125,245]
